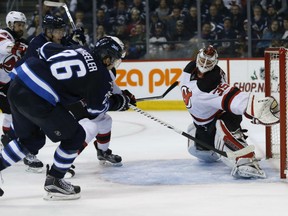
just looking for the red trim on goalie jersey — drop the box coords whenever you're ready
[220,121,254,158]
[221,87,241,113]
[191,110,222,123]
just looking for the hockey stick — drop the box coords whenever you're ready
[129,104,255,159]
[136,81,179,102]
[44,1,76,30]
[44,1,84,45]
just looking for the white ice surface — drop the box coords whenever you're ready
[0,111,287,216]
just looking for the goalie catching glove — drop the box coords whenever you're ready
[245,94,279,125]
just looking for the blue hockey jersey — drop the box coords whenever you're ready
[11,42,113,117]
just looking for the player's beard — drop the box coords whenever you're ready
[15,30,24,39]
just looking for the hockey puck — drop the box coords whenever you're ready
[0,188,4,197]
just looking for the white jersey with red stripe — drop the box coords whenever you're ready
[179,60,250,126]
[0,29,18,85]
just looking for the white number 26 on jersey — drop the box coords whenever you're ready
[49,50,86,80]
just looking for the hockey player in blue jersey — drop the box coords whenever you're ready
[12,15,127,174]
[0,36,134,200]
[4,14,87,173]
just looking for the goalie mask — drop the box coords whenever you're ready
[92,36,126,70]
[196,45,218,73]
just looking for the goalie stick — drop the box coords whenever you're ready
[136,81,179,102]
[129,104,255,159]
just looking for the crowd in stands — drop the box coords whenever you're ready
[24,0,288,59]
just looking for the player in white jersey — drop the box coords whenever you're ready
[0,11,27,146]
[179,45,279,179]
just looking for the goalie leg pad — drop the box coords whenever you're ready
[214,120,266,178]
[245,94,279,125]
[187,123,220,162]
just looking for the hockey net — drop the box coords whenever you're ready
[264,47,288,178]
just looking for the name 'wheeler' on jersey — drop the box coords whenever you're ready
[0,36,134,201]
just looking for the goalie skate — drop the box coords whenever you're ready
[44,175,81,201]
[231,158,266,179]
[97,148,122,167]
[23,153,44,173]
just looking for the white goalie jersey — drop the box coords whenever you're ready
[179,61,250,126]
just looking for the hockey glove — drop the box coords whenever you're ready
[109,94,130,111]
[71,27,86,45]
[11,42,27,58]
[122,89,136,106]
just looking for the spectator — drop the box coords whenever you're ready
[264,4,283,28]
[108,0,129,29]
[165,6,185,39]
[229,4,245,33]
[129,23,146,59]
[216,17,239,57]
[190,22,218,48]
[261,0,288,17]
[256,19,283,56]
[127,0,146,19]
[281,15,288,47]
[148,22,170,59]
[155,0,171,22]
[150,12,167,37]
[126,8,145,36]
[95,24,107,41]
[183,5,198,38]
[202,4,225,33]
[237,19,261,57]
[213,0,230,17]
[170,20,192,46]
[251,5,266,38]
[26,12,41,43]
[96,8,111,34]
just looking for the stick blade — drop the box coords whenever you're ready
[226,145,255,159]
[44,1,65,7]
[162,81,179,97]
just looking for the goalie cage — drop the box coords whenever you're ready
[264,47,288,179]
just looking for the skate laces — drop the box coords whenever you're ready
[59,179,73,192]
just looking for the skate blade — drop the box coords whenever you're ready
[25,166,43,173]
[99,160,123,167]
[43,192,81,201]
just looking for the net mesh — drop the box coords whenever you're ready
[266,48,288,178]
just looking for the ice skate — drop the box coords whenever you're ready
[44,174,81,201]
[97,148,122,167]
[23,153,44,173]
[231,157,266,179]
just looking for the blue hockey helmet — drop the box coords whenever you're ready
[92,36,126,69]
[42,15,66,29]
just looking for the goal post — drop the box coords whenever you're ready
[264,47,288,179]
